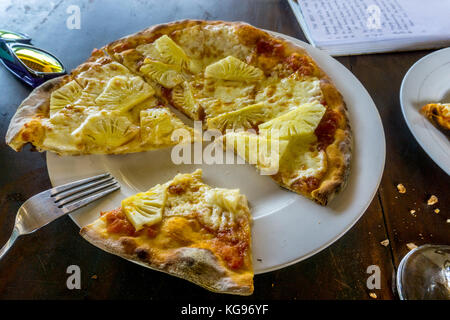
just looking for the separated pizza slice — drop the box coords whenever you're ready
[80,169,254,295]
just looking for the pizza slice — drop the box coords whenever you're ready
[421,103,450,134]
[6,49,193,155]
[80,169,254,295]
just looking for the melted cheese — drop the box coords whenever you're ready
[255,75,323,110]
[280,137,327,185]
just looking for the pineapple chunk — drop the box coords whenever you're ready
[171,82,202,120]
[154,35,190,68]
[140,108,192,146]
[95,76,155,112]
[122,184,167,230]
[49,80,82,115]
[205,188,243,213]
[207,102,275,132]
[136,43,164,61]
[259,102,326,140]
[139,59,183,88]
[72,111,138,147]
[200,188,247,231]
[205,56,264,81]
[224,131,288,174]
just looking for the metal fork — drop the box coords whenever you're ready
[0,173,120,261]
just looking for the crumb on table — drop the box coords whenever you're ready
[369,292,377,299]
[380,239,389,247]
[406,243,418,251]
[397,184,406,194]
[427,195,438,206]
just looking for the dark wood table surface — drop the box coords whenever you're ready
[0,0,448,300]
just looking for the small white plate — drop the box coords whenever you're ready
[47,32,386,274]
[400,47,450,175]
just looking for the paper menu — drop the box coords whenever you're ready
[288,0,450,56]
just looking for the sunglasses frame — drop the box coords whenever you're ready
[0,30,66,87]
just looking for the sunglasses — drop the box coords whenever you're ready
[0,30,66,88]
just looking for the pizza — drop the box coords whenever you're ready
[6,20,352,206]
[80,169,254,295]
[421,103,450,134]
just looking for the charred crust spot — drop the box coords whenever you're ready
[120,237,137,254]
[135,247,149,260]
[183,257,195,267]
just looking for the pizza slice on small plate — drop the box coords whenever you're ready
[80,169,254,295]
[421,103,450,134]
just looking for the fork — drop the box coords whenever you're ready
[0,173,120,261]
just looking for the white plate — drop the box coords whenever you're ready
[400,47,450,175]
[46,32,385,274]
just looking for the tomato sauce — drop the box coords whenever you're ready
[256,38,283,56]
[285,54,314,76]
[315,108,340,150]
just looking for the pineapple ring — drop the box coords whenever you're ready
[205,56,264,82]
[72,111,139,148]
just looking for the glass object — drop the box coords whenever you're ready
[397,244,450,300]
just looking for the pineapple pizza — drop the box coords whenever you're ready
[6,20,352,205]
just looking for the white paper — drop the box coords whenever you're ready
[289,0,450,55]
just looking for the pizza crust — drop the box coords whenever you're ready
[80,224,253,295]
[6,76,65,151]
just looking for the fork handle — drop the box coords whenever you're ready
[0,227,20,261]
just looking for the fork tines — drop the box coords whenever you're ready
[51,173,120,214]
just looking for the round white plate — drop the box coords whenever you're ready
[47,32,385,274]
[400,47,450,175]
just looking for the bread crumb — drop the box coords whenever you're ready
[369,292,377,299]
[397,184,406,194]
[434,208,440,214]
[406,243,418,251]
[427,195,438,206]
[447,219,450,224]
[380,239,389,247]
[91,275,98,280]
[410,209,416,214]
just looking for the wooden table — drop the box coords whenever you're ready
[0,0,448,300]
